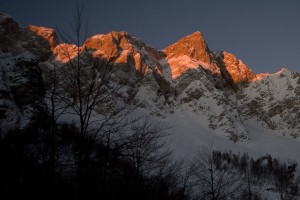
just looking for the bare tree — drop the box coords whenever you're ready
[123,117,172,178]
[41,61,70,174]
[169,155,196,200]
[54,6,136,198]
[191,146,242,200]
[57,4,133,148]
[274,162,299,200]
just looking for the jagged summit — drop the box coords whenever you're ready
[276,67,288,74]
[1,14,300,142]
[83,31,164,76]
[84,31,138,61]
[161,31,219,79]
[27,24,59,50]
[163,31,212,64]
[214,51,255,85]
[0,13,293,82]
[254,68,292,81]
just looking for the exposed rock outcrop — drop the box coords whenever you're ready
[27,25,59,49]
[0,13,22,53]
[214,51,255,86]
[164,31,212,64]
[163,32,219,79]
[22,25,59,61]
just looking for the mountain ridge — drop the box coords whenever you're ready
[1,13,300,142]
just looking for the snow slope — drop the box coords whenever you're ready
[164,110,300,164]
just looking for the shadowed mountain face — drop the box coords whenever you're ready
[1,13,300,141]
[0,13,22,53]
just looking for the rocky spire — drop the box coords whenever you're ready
[162,32,218,79]
[214,51,255,85]
[163,31,212,64]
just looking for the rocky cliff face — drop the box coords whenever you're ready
[83,31,164,73]
[22,25,59,61]
[164,32,212,64]
[163,31,219,80]
[214,51,255,86]
[0,13,59,59]
[0,14,46,132]
[1,13,300,141]
[238,69,300,137]
[0,13,22,53]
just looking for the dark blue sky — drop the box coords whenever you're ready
[3,0,300,74]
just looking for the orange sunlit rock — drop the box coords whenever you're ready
[223,52,255,83]
[84,34,118,60]
[53,43,82,63]
[83,31,154,75]
[164,31,212,63]
[215,51,255,85]
[254,73,269,81]
[134,53,142,71]
[28,24,59,50]
[163,32,216,79]
[253,68,288,81]
[166,56,205,79]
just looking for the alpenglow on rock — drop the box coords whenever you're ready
[1,13,300,142]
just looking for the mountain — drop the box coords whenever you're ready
[1,13,300,160]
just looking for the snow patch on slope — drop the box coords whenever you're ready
[162,110,300,165]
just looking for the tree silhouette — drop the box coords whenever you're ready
[191,146,242,200]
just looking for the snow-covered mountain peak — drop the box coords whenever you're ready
[83,31,164,76]
[275,67,288,74]
[254,68,293,81]
[163,31,212,64]
[2,14,300,143]
[161,32,218,79]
